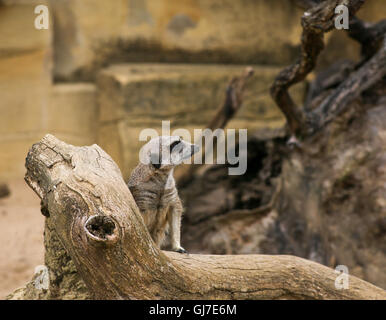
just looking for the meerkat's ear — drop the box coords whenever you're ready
[150,153,161,169]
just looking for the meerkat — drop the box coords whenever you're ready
[127,136,199,253]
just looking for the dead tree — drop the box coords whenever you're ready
[271,0,385,138]
[7,134,386,300]
[177,0,386,290]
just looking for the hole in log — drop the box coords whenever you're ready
[84,215,117,242]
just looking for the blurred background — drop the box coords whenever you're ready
[0,0,385,298]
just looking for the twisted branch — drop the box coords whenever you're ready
[270,0,366,136]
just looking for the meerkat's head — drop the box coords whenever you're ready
[140,136,199,170]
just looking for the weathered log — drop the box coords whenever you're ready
[18,134,386,299]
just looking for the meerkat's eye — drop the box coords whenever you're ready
[170,140,181,153]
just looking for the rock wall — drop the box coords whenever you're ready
[52,0,305,80]
[1,0,385,180]
[0,1,52,179]
[0,2,97,180]
[96,63,305,178]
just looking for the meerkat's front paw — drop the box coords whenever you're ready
[172,246,187,254]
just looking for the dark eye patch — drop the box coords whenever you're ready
[170,140,181,152]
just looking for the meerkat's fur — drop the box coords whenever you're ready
[128,136,199,253]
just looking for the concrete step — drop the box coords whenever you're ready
[96,63,306,178]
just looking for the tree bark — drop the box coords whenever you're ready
[11,134,386,300]
[306,37,386,134]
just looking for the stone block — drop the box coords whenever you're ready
[52,0,304,79]
[0,50,52,134]
[0,2,52,179]
[52,0,386,80]
[0,1,50,56]
[48,83,97,144]
[97,63,306,178]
